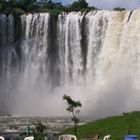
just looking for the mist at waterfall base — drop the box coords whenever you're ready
[1,10,140,119]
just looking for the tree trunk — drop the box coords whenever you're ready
[75,121,77,136]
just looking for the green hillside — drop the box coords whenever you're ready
[61,111,140,140]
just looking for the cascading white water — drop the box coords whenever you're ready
[20,13,49,88]
[86,10,109,84]
[0,15,17,113]
[58,12,84,85]
[1,9,140,118]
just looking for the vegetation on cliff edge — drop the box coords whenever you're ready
[0,0,97,15]
[0,0,126,15]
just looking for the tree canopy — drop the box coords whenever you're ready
[71,0,88,11]
[63,95,82,112]
[0,0,126,15]
[63,95,82,136]
[0,0,96,15]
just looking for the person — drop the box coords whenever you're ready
[26,126,30,136]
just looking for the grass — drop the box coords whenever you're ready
[61,111,140,140]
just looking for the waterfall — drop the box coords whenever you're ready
[86,11,109,84]
[0,9,140,118]
[0,15,17,113]
[58,12,84,85]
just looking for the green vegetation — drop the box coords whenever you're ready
[61,111,140,140]
[113,7,126,11]
[0,0,97,15]
[32,121,47,140]
[63,95,82,136]
[71,0,88,11]
[0,0,127,15]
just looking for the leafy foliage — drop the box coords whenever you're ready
[63,95,82,136]
[0,0,97,15]
[71,0,88,11]
[113,7,126,11]
[32,121,47,140]
[32,121,46,133]
[63,95,81,112]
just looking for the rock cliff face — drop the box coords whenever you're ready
[0,10,140,117]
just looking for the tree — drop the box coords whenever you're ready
[0,3,2,11]
[71,0,88,11]
[113,7,126,11]
[78,0,88,8]
[63,95,82,136]
[32,121,47,140]
[43,0,56,9]
[18,0,36,11]
[8,0,17,8]
[0,0,7,11]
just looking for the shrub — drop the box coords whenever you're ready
[32,121,47,140]
[113,7,126,11]
[13,7,25,15]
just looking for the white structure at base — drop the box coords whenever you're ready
[59,135,77,140]
[24,136,34,140]
[103,135,111,140]
[0,136,4,140]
